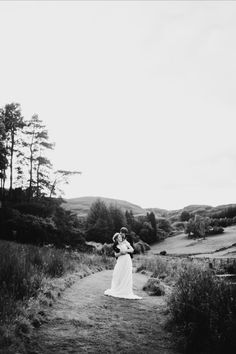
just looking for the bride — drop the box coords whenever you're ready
[104,232,142,299]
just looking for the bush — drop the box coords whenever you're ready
[168,264,236,353]
[0,239,114,327]
[13,201,55,218]
[0,205,85,248]
[143,278,165,296]
[133,240,150,254]
[157,217,172,233]
[97,243,114,257]
[207,226,224,236]
[136,255,187,282]
[180,211,191,222]
[172,221,186,231]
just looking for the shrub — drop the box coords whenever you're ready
[143,278,165,296]
[136,255,189,283]
[97,243,114,257]
[172,221,186,231]
[180,211,191,222]
[207,226,224,235]
[168,264,236,353]
[133,240,150,254]
[0,239,114,328]
[13,201,55,218]
[157,218,172,233]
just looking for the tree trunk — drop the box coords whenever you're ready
[29,144,33,199]
[9,131,14,192]
[36,160,40,197]
[49,178,57,198]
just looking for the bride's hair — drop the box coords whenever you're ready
[112,232,120,243]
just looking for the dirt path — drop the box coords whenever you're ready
[28,270,178,354]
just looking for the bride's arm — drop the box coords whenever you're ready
[114,245,128,258]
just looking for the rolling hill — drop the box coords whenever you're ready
[62,196,236,221]
[62,196,147,217]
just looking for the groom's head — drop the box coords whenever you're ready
[120,227,128,239]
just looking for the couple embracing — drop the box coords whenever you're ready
[104,227,142,300]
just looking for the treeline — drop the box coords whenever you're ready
[0,102,81,201]
[181,208,236,225]
[0,102,86,250]
[85,199,172,244]
[181,209,236,239]
[0,198,87,248]
[211,205,236,219]
[0,102,172,248]
[184,215,225,239]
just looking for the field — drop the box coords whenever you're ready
[150,225,236,258]
[1,233,236,353]
[0,240,114,354]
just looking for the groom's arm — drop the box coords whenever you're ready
[124,240,134,253]
[125,236,134,258]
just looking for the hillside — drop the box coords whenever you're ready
[62,196,147,217]
[150,225,236,257]
[62,196,236,220]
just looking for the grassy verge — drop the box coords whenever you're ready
[0,240,114,353]
[135,255,201,284]
[136,255,236,353]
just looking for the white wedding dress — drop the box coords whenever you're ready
[104,241,142,299]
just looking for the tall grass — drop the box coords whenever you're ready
[0,240,114,324]
[136,255,236,353]
[136,255,198,282]
[168,264,236,354]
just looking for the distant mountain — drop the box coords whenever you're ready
[62,196,236,221]
[62,196,147,217]
[164,204,236,222]
[145,208,169,217]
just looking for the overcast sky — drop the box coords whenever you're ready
[1,1,236,209]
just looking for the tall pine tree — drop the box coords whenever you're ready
[22,114,54,199]
[0,103,24,193]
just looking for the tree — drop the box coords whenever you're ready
[185,218,195,238]
[0,103,24,192]
[147,211,157,232]
[109,204,126,234]
[35,156,52,197]
[185,215,211,239]
[180,210,191,222]
[139,221,155,244]
[86,199,113,243]
[22,114,54,199]
[157,217,172,233]
[0,118,7,199]
[49,169,82,197]
[125,210,135,228]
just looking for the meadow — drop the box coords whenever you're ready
[151,225,236,257]
[0,240,114,353]
[136,252,236,354]
[1,220,236,354]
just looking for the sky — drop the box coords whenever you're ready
[0,1,236,210]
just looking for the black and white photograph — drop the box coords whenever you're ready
[0,1,236,353]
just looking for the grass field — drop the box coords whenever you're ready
[0,240,114,353]
[150,225,236,257]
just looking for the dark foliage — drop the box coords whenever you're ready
[0,197,85,248]
[180,210,191,222]
[168,265,236,354]
[211,206,236,220]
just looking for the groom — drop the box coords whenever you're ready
[119,227,134,259]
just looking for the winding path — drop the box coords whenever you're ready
[29,270,178,354]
